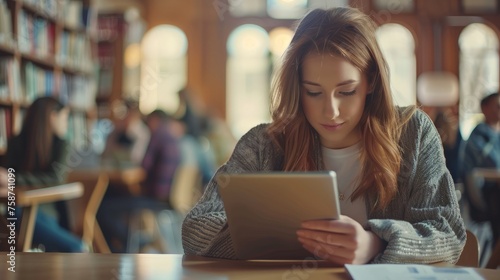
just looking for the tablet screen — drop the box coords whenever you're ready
[217,171,340,260]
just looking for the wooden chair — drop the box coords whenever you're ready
[15,183,84,251]
[127,165,202,253]
[169,166,202,215]
[486,240,500,269]
[456,229,480,267]
[66,172,110,253]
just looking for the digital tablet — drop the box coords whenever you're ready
[216,171,341,260]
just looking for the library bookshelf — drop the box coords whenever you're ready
[0,0,98,155]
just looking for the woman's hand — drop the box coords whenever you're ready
[297,215,384,264]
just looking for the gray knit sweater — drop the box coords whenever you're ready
[182,109,466,264]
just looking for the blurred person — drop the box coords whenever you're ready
[97,109,182,252]
[102,99,150,167]
[176,87,205,139]
[203,109,238,167]
[0,96,86,252]
[422,105,463,182]
[175,88,217,186]
[141,110,182,200]
[462,92,500,244]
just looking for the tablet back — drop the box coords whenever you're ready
[217,171,340,260]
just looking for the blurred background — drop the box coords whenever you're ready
[0,0,499,267]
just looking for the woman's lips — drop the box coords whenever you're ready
[321,123,344,131]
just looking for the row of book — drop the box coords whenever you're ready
[0,58,22,103]
[0,107,23,150]
[97,14,125,42]
[23,0,59,19]
[0,60,96,110]
[24,62,56,102]
[61,72,97,110]
[0,107,11,151]
[0,0,13,45]
[57,30,93,72]
[17,10,56,58]
[22,0,95,31]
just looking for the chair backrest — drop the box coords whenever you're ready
[463,173,490,222]
[169,165,202,215]
[456,229,480,267]
[66,172,109,249]
[486,239,500,269]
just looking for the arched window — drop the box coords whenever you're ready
[375,23,416,107]
[140,25,187,115]
[459,23,499,140]
[269,27,293,65]
[267,0,308,19]
[227,24,270,138]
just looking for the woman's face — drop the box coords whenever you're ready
[51,108,70,138]
[301,52,369,149]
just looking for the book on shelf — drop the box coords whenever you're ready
[0,0,13,45]
[23,0,58,19]
[97,14,126,42]
[0,58,7,100]
[60,72,97,110]
[0,107,10,150]
[13,108,25,136]
[23,62,55,103]
[0,57,22,102]
[57,31,93,72]
[63,0,83,29]
[17,10,56,58]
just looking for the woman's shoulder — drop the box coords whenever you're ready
[397,106,433,129]
[397,106,438,143]
[238,123,272,144]
[233,123,278,155]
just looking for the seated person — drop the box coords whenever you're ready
[97,109,182,252]
[0,96,86,252]
[182,7,466,264]
[102,99,150,167]
[462,92,500,244]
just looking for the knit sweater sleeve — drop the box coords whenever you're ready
[182,124,267,258]
[367,110,466,264]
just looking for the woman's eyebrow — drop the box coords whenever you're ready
[301,79,358,86]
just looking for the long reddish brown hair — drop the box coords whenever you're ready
[267,7,415,211]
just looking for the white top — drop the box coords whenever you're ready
[322,142,368,227]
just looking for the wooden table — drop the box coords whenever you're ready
[15,183,84,251]
[0,253,499,280]
[69,166,146,196]
[473,168,500,182]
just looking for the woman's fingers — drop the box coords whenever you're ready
[300,238,356,264]
[301,215,357,234]
[296,229,356,248]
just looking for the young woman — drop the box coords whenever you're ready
[182,7,466,264]
[1,96,85,252]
